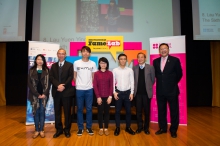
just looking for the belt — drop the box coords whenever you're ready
[115,89,130,93]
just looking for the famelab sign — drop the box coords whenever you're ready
[86,36,124,61]
[149,36,187,125]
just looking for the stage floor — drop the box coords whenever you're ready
[0,106,219,146]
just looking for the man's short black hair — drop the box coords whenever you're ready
[81,46,91,53]
[118,53,127,60]
[159,43,169,49]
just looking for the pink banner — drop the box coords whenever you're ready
[70,42,142,56]
[150,53,187,124]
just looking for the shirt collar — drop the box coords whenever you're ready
[118,66,127,70]
[139,63,145,67]
[59,60,65,66]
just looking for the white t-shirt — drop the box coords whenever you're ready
[74,59,97,90]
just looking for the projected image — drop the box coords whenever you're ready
[76,0,133,32]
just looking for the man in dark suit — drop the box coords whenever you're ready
[49,48,74,138]
[153,43,182,138]
[133,52,155,135]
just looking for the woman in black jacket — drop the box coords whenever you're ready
[28,54,50,138]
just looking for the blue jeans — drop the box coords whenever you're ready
[34,99,45,131]
[76,89,93,129]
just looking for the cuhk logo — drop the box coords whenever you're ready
[152,43,159,49]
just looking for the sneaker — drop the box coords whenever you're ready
[98,129,103,136]
[86,128,94,135]
[77,129,83,136]
[32,131,39,139]
[40,131,45,138]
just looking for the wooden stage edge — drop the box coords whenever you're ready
[0,106,220,146]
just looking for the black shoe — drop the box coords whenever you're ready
[86,128,94,135]
[171,132,177,138]
[144,129,150,135]
[114,127,120,136]
[125,127,135,135]
[53,131,63,138]
[64,131,71,138]
[77,129,83,136]
[136,128,143,134]
[155,129,167,135]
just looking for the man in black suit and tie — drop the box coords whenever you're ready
[153,43,182,138]
[49,48,74,138]
[133,52,155,135]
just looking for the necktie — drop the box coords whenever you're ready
[140,65,144,69]
[161,57,166,72]
[59,63,62,82]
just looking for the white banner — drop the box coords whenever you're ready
[26,41,59,125]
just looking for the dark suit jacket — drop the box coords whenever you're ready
[153,55,182,96]
[49,61,74,98]
[133,63,155,98]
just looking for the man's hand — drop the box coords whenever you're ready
[57,84,65,92]
[129,94,133,101]
[114,92,119,100]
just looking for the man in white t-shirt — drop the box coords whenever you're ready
[73,46,97,136]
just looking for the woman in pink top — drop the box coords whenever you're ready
[93,57,113,136]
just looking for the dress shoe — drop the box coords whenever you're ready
[144,129,150,135]
[114,127,120,136]
[155,129,167,135]
[53,131,63,138]
[125,127,135,135]
[136,128,143,134]
[64,131,71,138]
[171,132,177,138]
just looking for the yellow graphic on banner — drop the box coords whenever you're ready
[86,36,123,61]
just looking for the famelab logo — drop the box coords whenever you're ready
[152,43,172,49]
[106,40,121,49]
[88,40,121,49]
[86,36,123,61]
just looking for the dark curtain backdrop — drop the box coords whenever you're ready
[5,0,213,106]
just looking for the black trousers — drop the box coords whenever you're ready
[115,90,131,128]
[54,92,72,132]
[135,94,151,130]
[97,98,110,128]
[156,95,179,132]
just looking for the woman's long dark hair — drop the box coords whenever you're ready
[30,54,49,71]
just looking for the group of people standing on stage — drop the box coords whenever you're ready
[28,43,182,139]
